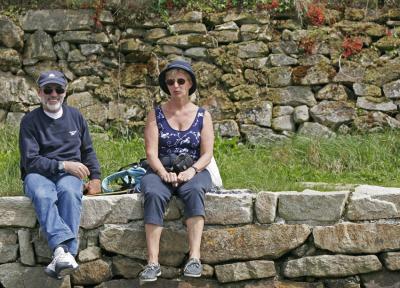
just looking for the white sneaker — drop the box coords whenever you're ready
[44,257,62,279]
[44,246,79,278]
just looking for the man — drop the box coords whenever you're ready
[19,70,101,279]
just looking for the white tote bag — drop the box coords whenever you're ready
[206,156,223,187]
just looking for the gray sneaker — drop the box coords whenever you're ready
[139,263,161,282]
[183,258,202,277]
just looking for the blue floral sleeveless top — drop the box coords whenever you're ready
[156,106,204,161]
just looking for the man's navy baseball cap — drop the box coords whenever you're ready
[37,70,67,88]
[158,60,197,96]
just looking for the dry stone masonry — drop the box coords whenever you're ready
[2,5,400,140]
[0,185,400,287]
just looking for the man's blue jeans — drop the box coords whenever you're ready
[24,173,83,255]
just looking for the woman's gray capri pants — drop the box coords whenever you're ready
[141,170,212,226]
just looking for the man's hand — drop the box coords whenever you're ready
[64,161,90,179]
[84,179,101,195]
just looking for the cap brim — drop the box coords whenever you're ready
[39,79,67,88]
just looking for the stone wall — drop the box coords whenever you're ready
[2,6,400,141]
[0,185,400,287]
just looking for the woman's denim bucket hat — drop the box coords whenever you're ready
[158,60,197,96]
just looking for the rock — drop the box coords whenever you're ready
[360,269,400,288]
[241,124,288,145]
[346,185,400,220]
[0,15,24,49]
[293,105,310,124]
[24,30,56,62]
[284,255,382,278]
[356,97,397,112]
[353,83,381,97]
[310,100,356,129]
[0,197,36,228]
[157,34,218,48]
[381,252,400,271]
[354,111,400,131]
[313,223,400,253]
[316,84,348,101]
[237,100,273,127]
[334,61,365,83]
[112,255,143,279]
[293,62,336,85]
[205,192,254,225]
[383,79,400,99]
[54,31,110,44]
[184,47,208,59]
[81,194,143,229]
[255,192,278,224]
[201,224,311,263]
[214,120,240,137]
[229,84,260,101]
[21,9,99,31]
[215,260,276,283]
[72,259,112,285]
[80,44,105,56]
[0,48,21,70]
[171,23,207,34]
[268,66,292,87]
[0,263,71,288]
[144,28,169,42]
[78,246,102,263]
[99,222,188,266]
[278,190,349,224]
[298,122,335,138]
[266,86,317,107]
[0,229,18,264]
[269,54,298,66]
[272,115,295,132]
[18,229,35,266]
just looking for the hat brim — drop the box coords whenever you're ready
[159,64,197,96]
[39,79,67,88]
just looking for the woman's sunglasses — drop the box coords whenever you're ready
[166,78,186,86]
[43,86,65,95]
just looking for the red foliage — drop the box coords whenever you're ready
[299,37,317,55]
[386,28,393,37]
[306,4,325,26]
[342,37,363,58]
[91,0,105,31]
[256,0,279,11]
[166,0,174,10]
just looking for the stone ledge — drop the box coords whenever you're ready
[1,186,400,287]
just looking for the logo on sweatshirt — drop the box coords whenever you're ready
[69,130,77,136]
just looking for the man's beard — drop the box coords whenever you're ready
[42,99,63,112]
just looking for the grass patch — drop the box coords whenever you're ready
[3,124,400,196]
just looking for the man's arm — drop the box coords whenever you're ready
[19,119,59,178]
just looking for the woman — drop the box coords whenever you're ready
[139,60,214,282]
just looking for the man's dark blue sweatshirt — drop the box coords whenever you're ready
[19,104,101,180]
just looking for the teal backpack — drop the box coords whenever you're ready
[101,160,148,193]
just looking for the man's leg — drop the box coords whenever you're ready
[24,173,77,278]
[24,173,75,251]
[56,174,83,255]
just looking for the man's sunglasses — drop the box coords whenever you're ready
[43,86,65,95]
[166,78,186,86]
